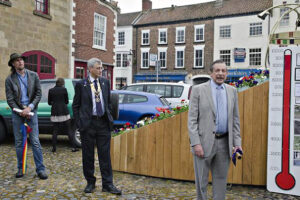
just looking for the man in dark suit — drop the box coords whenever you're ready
[72,58,121,195]
[5,53,48,179]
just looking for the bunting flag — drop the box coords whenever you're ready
[21,123,32,174]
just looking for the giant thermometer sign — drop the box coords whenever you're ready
[268,45,300,196]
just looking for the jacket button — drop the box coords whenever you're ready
[213,131,215,134]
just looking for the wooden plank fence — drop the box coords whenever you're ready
[110,82,269,185]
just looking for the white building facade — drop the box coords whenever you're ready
[271,0,300,34]
[114,25,133,89]
[213,15,270,81]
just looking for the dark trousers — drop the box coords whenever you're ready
[52,120,76,148]
[80,117,113,186]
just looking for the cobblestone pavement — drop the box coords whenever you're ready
[0,135,299,200]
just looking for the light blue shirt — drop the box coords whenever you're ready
[89,76,105,116]
[16,70,34,110]
[210,80,228,133]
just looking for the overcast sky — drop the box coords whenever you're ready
[116,0,215,13]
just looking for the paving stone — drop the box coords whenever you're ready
[1,135,299,199]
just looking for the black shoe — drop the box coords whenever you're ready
[84,183,95,193]
[102,185,122,195]
[37,171,48,180]
[51,146,56,152]
[15,169,23,178]
[71,148,79,152]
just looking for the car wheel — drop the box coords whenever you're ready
[111,93,119,120]
[69,123,81,148]
[0,121,7,144]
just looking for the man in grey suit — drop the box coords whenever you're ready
[5,53,48,179]
[188,60,242,200]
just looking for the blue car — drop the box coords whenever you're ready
[112,90,171,126]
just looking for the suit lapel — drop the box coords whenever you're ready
[204,82,216,117]
[99,77,106,105]
[225,84,232,119]
[11,73,21,97]
[84,78,92,102]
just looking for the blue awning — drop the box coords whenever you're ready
[134,74,186,82]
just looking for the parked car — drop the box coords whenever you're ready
[112,90,170,126]
[0,79,119,146]
[121,82,191,108]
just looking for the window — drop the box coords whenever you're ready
[158,28,167,44]
[146,85,172,97]
[220,50,231,66]
[118,31,125,45]
[249,22,262,36]
[141,30,150,45]
[22,50,55,79]
[280,7,289,26]
[116,53,128,67]
[176,27,185,43]
[35,0,49,14]
[219,25,231,38]
[194,45,204,68]
[173,86,184,98]
[124,94,147,104]
[158,47,167,69]
[116,54,122,67]
[40,81,55,102]
[93,13,106,49]
[126,85,144,92]
[141,48,149,68]
[249,48,261,66]
[75,66,85,79]
[194,24,205,42]
[116,77,127,89]
[175,47,185,68]
[122,54,128,67]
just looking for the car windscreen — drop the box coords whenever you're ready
[40,81,56,102]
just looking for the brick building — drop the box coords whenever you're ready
[132,0,215,83]
[0,0,72,99]
[73,0,119,87]
[129,0,272,83]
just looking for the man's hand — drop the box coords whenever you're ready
[20,107,32,119]
[193,144,204,158]
[233,146,243,154]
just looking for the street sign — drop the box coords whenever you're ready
[150,54,157,66]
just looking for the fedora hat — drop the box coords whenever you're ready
[8,53,26,67]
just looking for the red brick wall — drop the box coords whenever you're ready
[134,19,214,76]
[73,0,116,65]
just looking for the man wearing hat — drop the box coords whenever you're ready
[5,53,48,179]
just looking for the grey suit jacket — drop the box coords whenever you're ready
[188,81,241,158]
[5,70,42,110]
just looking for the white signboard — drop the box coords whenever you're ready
[267,45,300,196]
[150,54,157,66]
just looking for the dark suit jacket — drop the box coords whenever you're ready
[5,70,41,110]
[48,86,69,116]
[72,77,113,132]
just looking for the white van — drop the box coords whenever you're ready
[122,82,191,108]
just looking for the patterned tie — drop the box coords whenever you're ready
[94,80,104,116]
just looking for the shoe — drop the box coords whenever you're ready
[15,169,23,178]
[51,146,56,152]
[102,185,122,195]
[71,148,79,152]
[84,183,95,193]
[37,171,48,180]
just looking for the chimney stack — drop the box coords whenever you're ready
[142,0,152,11]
